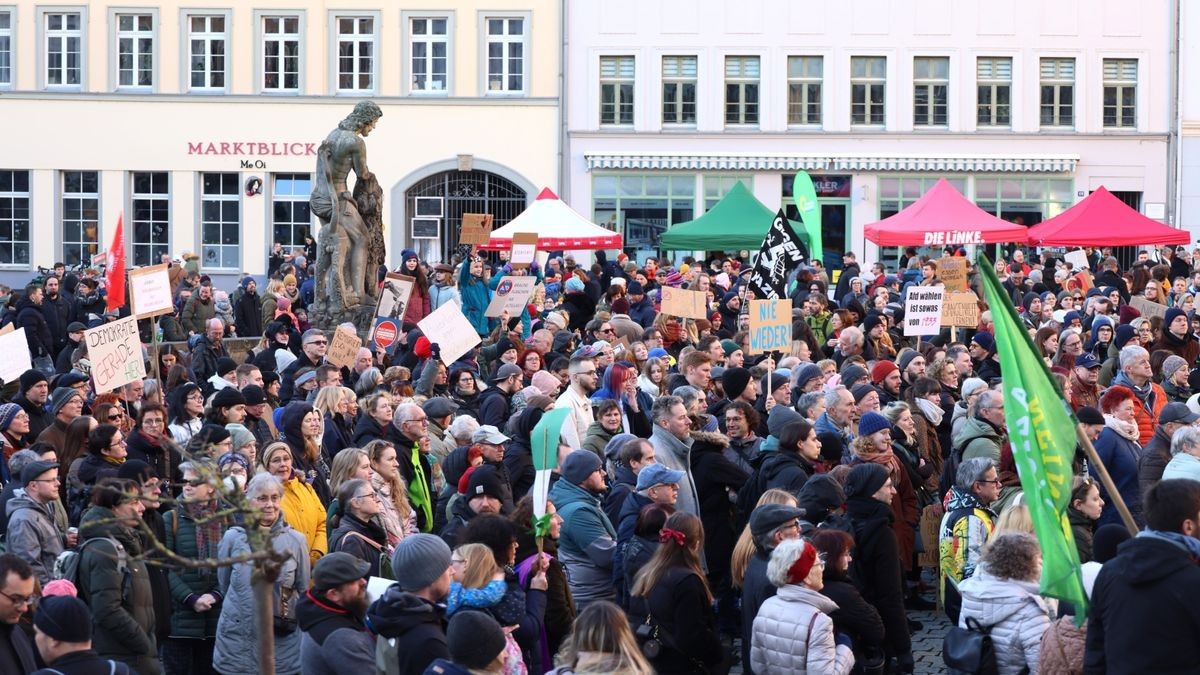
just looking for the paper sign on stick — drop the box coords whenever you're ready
[0,328,32,386]
[128,264,175,318]
[510,232,539,269]
[1064,249,1090,272]
[937,257,968,293]
[459,214,494,246]
[325,328,363,369]
[85,316,146,393]
[747,300,792,355]
[417,300,482,366]
[485,276,538,317]
[941,292,980,327]
[660,286,708,320]
[375,273,415,322]
[1129,296,1166,321]
[904,287,945,337]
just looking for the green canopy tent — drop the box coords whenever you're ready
[659,181,809,251]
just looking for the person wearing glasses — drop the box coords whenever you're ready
[6,459,68,585]
[0,554,38,673]
[328,478,389,577]
[938,457,1000,625]
[279,329,329,404]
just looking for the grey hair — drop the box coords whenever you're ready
[956,457,998,491]
[394,403,422,425]
[672,385,702,409]
[449,415,480,445]
[652,395,684,425]
[9,449,41,481]
[1119,345,1150,371]
[766,538,813,588]
[355,367,382,397]
[840,326,864,347]
[972,389,1003,416]
[1170,427,1200,457]
[823,386,849,408]
[245,472,284,500]
[795,391,824,419]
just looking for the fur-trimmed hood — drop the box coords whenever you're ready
[690,429,730,451]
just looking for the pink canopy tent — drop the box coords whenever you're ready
[864,178,1030,247]
[479,187,623,251]
[1026,186,1190,247]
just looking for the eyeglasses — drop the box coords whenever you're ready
[184,477,208,487]
[307,340,328,346]
[600,327,614,334]
[975,478,1003,487]
[0,591,37,607]
[109,439,127,449]
[402,418,429,425]
[353,492,381,501]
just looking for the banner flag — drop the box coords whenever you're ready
[748,209,809,300]
[792,172,823,262]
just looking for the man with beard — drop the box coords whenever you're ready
[297,552,376,674]
[74,277,106,320]
[872,361,903,407]
[439,464,507,546]
[240,384,275,448]
[555,357,598,451]
[1069,353,1102,412]
[191,318,229,387]
[40,276,75,357]
[232,276,263,337]
[16,284,53,368]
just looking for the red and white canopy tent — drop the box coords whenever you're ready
[864,178,1030,247]
[1026,186,1190,247]
[479,187,623,251]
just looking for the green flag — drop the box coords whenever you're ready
[978,253,1088,621]
[791,172,822,262]
[532,408,571,472]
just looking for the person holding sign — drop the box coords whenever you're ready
[399,250,432,326]
[458,249,495,338]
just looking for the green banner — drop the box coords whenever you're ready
[791,172,822,262]
[532,407,571,471]
[978,254,1088,621]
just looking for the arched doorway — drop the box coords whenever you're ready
[402,170,528,261]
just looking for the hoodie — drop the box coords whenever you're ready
[280,402,332,506]
[297,589,376,675]
[367,586,449,675]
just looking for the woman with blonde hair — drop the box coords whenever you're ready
[325,447,372,528]
[365,439,416,546]
[446,542,529,674]
[550,600,654,675]
[260,441,327,567]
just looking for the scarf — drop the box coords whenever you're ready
[1111,370,1155,407]
[1104,414,1140,442]
[407,441,433,532]
[183,500,223,577]
[1138,528,1200,560]
[916,398,945,427]
[854,444,903,482]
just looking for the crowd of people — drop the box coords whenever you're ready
[0,241,1199,674]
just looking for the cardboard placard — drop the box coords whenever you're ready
[1064,249,1090,272]
[459,213,494,246]
[85,316,146,394]
[937,257,968,293]
[376,273,416,322]
[660,286,708,320]
[485,276,538,318]
[918,505,943,569]
[609,336,632,358]
[0,328,31,386]
[1130,295,1167,321]
[417,299,483,366]
[903,287,945,337]
[325,327,363,369]
[128,264,175,319]
[510,232,539,269]
[747,299,793,355]
[941,291,980,327]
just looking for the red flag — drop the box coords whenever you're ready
[105,214,126,312]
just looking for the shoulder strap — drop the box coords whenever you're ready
[340,530,383,551]
[805,611,820,646]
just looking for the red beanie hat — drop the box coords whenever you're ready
[871,360,899,385]
[786,541,819,585]
[414,336,432,360]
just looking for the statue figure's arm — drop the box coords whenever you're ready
[352,137,371,182]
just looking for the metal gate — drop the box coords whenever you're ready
[404,170,527,261]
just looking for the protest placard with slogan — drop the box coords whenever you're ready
[1130,295,1166,321]
[904,287,945,336]
[660,286,708,320]
[1064,249,1090,272]
[0,328,31,386]
[510,232,539,269]
[747,300,792,355]
[369,317,403,355]
[485,276,537,317]
[418,299,482,366]
[128,264,175,319]
[937,257,968,292]
[326,327,363,369]
[459,214,494,246]
[941,292,980,327]
[376,274,415,322]
[86,316,146,393]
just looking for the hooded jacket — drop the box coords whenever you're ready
[5,491,64,584]
[954,415,1004,463]
[428,279,461,313]
[548,478,616,606]
[458,260,494,336]
[846,496,910,663]
[366,586,450,675]
[16,295,53,358]
[751,584,856,675]
[627,294,657,328]
[280,402,332,506]
[958,568,1053,675]
[938,486,997,597]
[502,406,543,499]
[297,589,377,675]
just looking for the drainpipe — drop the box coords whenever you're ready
[557,0,569,202]
[1169,0,1182,226]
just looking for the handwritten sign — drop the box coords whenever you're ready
[660,286,708,320]
[0,328,32,386]
[941,292,980,327]
[417,299,483,366]
[937,257,968,292]
[1130,295,1166,321]
[747,300,792,355]
[459,213,494,246]
[375,273,415,322]
[485,276,538,318]
[325,327,362,369]
[1064,249,1090,272]
[128,264,175,318]
[85,316,145,393]
[904,287,945,337]
[510,232,539,269]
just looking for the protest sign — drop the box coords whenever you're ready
[660,286,708,320]
[326,327,363,369]
[0,328,31,386]
[610,336,632,359]
[510,232,539,269]
[370,317,403,355]
[376,273,415,322]
[1130,295,1166,321]
[938,257,968,292]
[85,316,145,393]
[128,264,175,318]
[418,299,482,366]
[485,276,537,317]
[1064,249,1090,272]
[459,213,494,246]
[904,287,945,337]
[941,292,980,327]
[747,300,792,355]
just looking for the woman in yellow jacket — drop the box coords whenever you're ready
[261,441,327,567]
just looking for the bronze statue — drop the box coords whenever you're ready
[310,101,384,330]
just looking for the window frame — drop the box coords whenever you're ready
[724,55,761,128]
[975,56,1012,128]
[403,12,454,96]
[478,11,531,97]
[1039,57,1075,129]
[0,170,32,269]
[850,55,887,127]
[912,56,949,128]
[255,10,305,95]
[661,55,697,127]
[0,6,15,89]
[182,10,231,94]
[39,7,87,91]
[787,55,824,127]
[108,8,158,92]
[599,55,635,127]
[60,170,100,268]
[329,10,379,95]
[270,173,314,252]
[1102,57,1138,129]
[129,171,170,268]
[198,172,242,271]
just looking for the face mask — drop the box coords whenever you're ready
[224,475,246,493]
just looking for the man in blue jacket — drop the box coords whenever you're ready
[548,450,617,610]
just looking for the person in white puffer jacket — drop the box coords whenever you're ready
[957,532,1054,675]
[751,538,855,675]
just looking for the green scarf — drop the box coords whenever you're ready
[408,441,433,532]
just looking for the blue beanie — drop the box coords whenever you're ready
[858,411,891,438]
[1165,307,1187,330]
[240,275,255,290]
[971,332,994,352]
[401,249,418,263]
[565,277,585,293]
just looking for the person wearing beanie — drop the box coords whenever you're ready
[32,594,114,673]
[547,449,618,609]
[232,275,263,338]
[421,610,509,674]
[951,377,991,440]
[34,387,84,451]
[439,464,506,547]
[366,533,453,674]
[1099,323,1139,387]
[14,369,53,440]
[296,552,376,675]
[740,503,806,669]
[871,361,902,407]
[0,401,31,461]
[1153,305,1200,366]
[207,386,247,426]
[793,363,824,396]
[721,367,756,405]
[206,356,239,394]
[1161,354,1193,403]
[851,383,881,415]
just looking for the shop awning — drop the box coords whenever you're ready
[480,187,623,251]
[659,181,808,251]
[585,152,1078,173]
[864,178,1031,247]
[1026,186,1190,247]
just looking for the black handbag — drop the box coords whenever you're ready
[942,616,999,675]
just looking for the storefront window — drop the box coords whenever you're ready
[593,173,694,258]
[703,174,752,210]
[974,176,1074,225]
[877,175,967,270]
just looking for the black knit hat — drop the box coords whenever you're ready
[216,357,238,377]
[34,595,92,642]
[844,463,889,500]
[447,610,506,669]
[19,369,47,392]
[722,367,752,400]
[211,387,246,409]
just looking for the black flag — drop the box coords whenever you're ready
[748,209,809,300]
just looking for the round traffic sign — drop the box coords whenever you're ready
[373,319,400,350]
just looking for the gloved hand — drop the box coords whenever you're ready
[430,343,442,359]
[835,632,853,649]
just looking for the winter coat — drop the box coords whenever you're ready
[429,281,461,313]
[366,586,450,675]
[233,289,263,337]
[321,412,354,463]
[190,336,227,385]
[351,413,389,447]
[627,295,656,328]
[1039,616,1086,675]
[0,622,36,675]
[297,589,377,675]
[164,506,225,638]
[847,496,911,662]
[77,505,160,675]
[938,486,997,612]
[548,478,616,606]
[181,294,215,336]
[41,291,74,353]
[16,296,53,358]
[958,568,1053,675]
[1090,426,1143,528]
[649,425,701,517]
[5,491,65,583]
[580,421,616,460]
[476,385,512,430]
[213,517,310,675]
[1108,378,1167,447]
[280,401,333,506]
[821,574,886,665]
[1162,451,1200,483]
[955,415,1004,463]
[726,435,763,475]
[329,513,388,577]
[741,448,814,513]
[602,461,637,529]
[281,475,328,568]
[126,430,181,488]
[689,430,750,580]
[13,391,52,441]
[1068,507,1096,564]
[403,286,432,327]
[628,566,725,674]
[751,584,855,675]
[458,263,493,336]
[515,534,576,656]
[502,406,543,499]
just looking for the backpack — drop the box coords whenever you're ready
[942,616,1000,675]
[53,536,129,600]
[65,484,94,528]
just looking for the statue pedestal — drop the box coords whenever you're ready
[309,300,378,341]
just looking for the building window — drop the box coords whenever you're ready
[0,11,12,87]
[0,171,30,266]
[976,57,1011,127]
[1040,58,1074,128]
[485,17,525,94]
[131,172,169,267]
[262,15,300,92]
[335,16,375,93]
[45,12,83,87]
[592,174,695,254]
[201,173,240,269]
[116,13,154,89]
[913,57,948,127]
[704,175,753,210]
[851,56,886,126]
[410,17,448,93]
[272,174,313,250]
[787,56,823,126]
[600,56,634,126]
[975,176,1075,225]
[188,15,227,92]
[61,171,99,267]
[725,56,760,126]
[661,56,696,126]
[876,175,968,266]
[1103,58,1137,128]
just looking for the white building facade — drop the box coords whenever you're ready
[566,0,1175,269]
